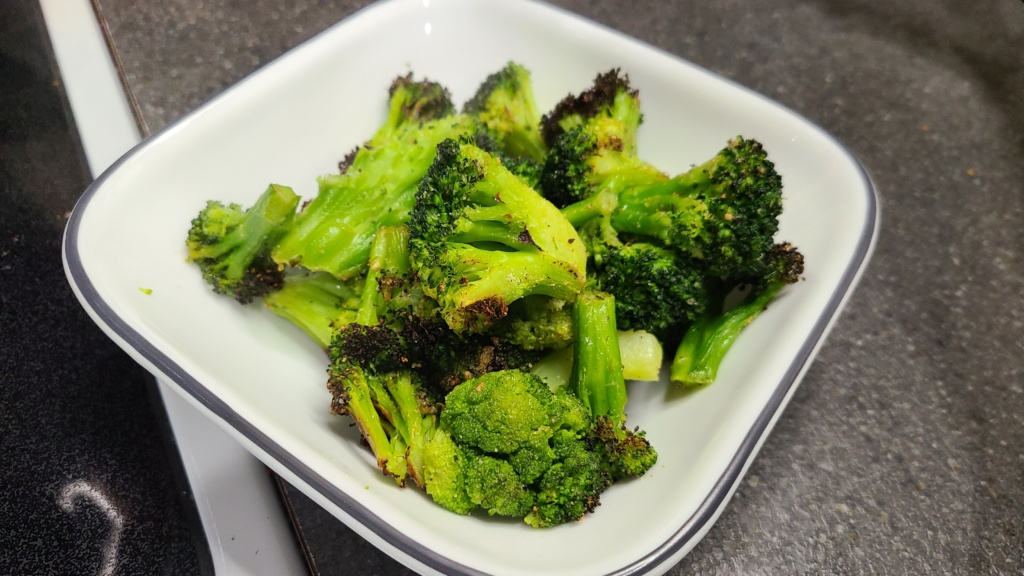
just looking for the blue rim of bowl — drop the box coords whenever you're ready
[62,1,880,573]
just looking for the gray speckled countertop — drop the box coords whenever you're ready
[92,0,1024,573]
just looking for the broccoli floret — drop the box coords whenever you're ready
[597,241,708,341]
[609,137,784,278]
[569,291,657,479]
[463,61,547,162]
[437,369,610,525]
[526,428,610,528]
[671,242,804,387]
[263,270,364,349]
[327,325,442,487]
[186,183,299,304]
[491,296,574,351]
[540,68,642,150]
[408,139,587,333]
[384,74,457,135]
[538,70,665,208]
[272,115,477,279]
[338,75,456,173]
[463,451,536,517]
[440,369,555,454]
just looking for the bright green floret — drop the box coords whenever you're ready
[463,61,547,162]
[672,242,804,387]
[186,183,300,304]
[408,139,587,333]
[437,369,611,526]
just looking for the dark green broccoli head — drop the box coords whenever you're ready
[609,137,783,278]
[462,62,546,161]
[754,241,805,293]
[538,125,598,207]
[526,429,611,528]
[538,71,662,207]
[540,68,640,147]
[408,139,587,332]
[186,184,299,304]
[597,242,708,339]
[692,137,784,277]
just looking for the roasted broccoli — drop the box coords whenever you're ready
[463,61,547,162]
[569,291,657,479]
[186,62,807,529]
[272,114,476,279]
[263,269,363,349]
[671,242,804,387]
[186,183,300,304]
[437,369,611,526]
[408,139,587,333]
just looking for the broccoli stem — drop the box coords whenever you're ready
[263,271,363,349]
[671,243,804,386]
[569,291,627,423]
[356,226,412,326]
[219,184,298,279]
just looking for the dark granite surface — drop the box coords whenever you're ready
[0,1,207,574]
[20,0,1024,573]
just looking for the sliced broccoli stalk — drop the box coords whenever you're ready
[263,270,363,349]
[463,61,547,162]
[186,183,300,304]
[531,329,664,390]
[671,242,804,387]
[569,291,657,479]
[272,115,478,279]
[408,139,587,333]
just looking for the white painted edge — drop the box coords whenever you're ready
[39,1,308,574]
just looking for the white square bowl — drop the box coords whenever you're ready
[63,0,878,574]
